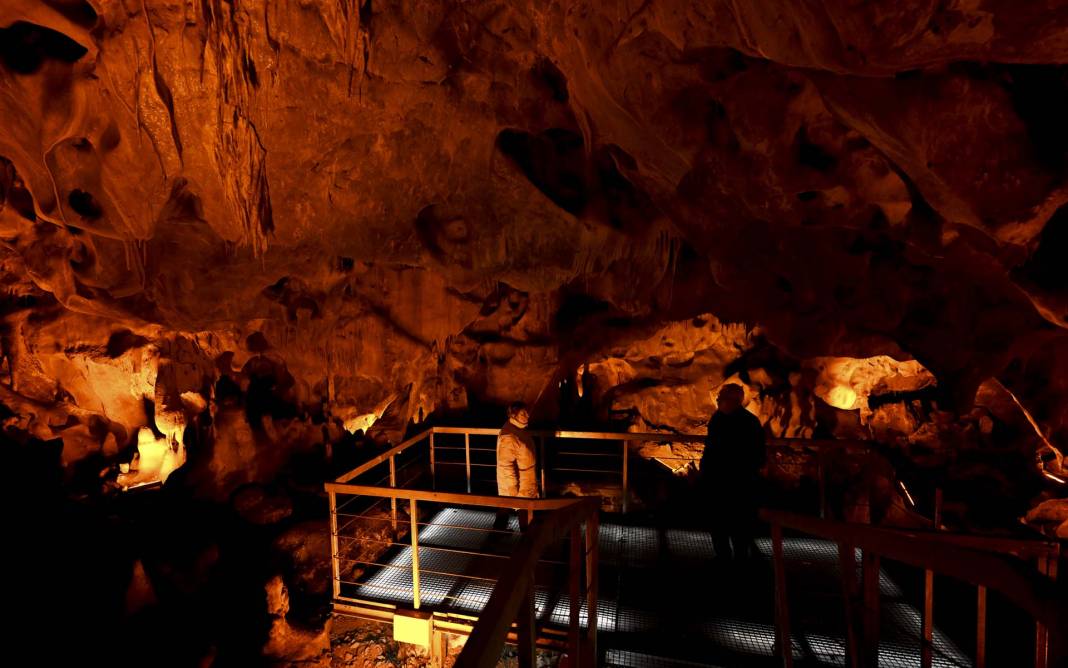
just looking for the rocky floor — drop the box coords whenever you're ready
[328,616,562,668]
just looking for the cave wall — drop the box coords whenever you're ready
[0,0,1066,489]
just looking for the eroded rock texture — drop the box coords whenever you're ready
[3,0,1067,466]
[6,1,1068,664]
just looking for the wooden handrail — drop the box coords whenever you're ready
[761,510,1064,628]
[326,482,591,511]
[453,497,601,668]
[337,429,433,483]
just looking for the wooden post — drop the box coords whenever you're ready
[921,569,934,668]
[922,489,942,668]
[410,498,421,609]
[818,459,827,519]
[429,431,437,490]
[569,525,582,667]
[390,455,398,536]
[329,490,341,600]
[518,570,537,668]
[539,436,546,498]
[839,542,860,667]
[621,440,629,514]
[1047,555,1061,668]
[465,432,472,494]
[585,513,599,664]
[862,551,881,668]
[431,629,446,668]
[1035,555,1048,668]
[976,586,987,668]
[772,523,794,668]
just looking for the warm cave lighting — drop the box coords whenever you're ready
[11,3,1068,665]
[116,427,185,491]
[824,384,859,410]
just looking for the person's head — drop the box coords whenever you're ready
[716,384,745,414]
[507,401,530,428]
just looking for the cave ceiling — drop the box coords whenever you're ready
[1,0,1068,447]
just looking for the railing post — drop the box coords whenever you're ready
[772,522,793,668]
[1045,552,1061,668]
[1035,553,1051,668]
[922,488,943,668]
[585,513,599,665]
[621,439,629,514]
[518,570,536,668]
[390,455,398,536]
[818,458,827,519]
[862,551,880,668]
[329,490,340,600]
[465,432,472,494]
[539,436,546,498]
[976,585,987,668]
[431,629,446,668]
[839,542,860,667]
[429,431,437,490]
[410,498,421,609]
[569,525,582,667]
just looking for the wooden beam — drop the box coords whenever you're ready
[326,483,591,511]
[453,500,599,668]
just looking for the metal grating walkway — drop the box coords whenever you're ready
[340,507,973,667]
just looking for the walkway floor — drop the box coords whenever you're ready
[339,506,973,667]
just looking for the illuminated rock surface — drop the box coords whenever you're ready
[3,1,1068,664]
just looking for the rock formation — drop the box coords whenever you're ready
[4,1,1068,663]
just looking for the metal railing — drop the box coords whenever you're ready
[763,509,1064,668]
[327,428,605,665]
[325,425,906,664]
[363,426,883,514]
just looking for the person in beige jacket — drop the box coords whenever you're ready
[496,401,538,498]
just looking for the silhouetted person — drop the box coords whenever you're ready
[700,384,766,562]
[494,402,537,531]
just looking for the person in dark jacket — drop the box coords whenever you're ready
[700,383,767,561]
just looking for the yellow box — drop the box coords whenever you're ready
[393,608,433,647]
